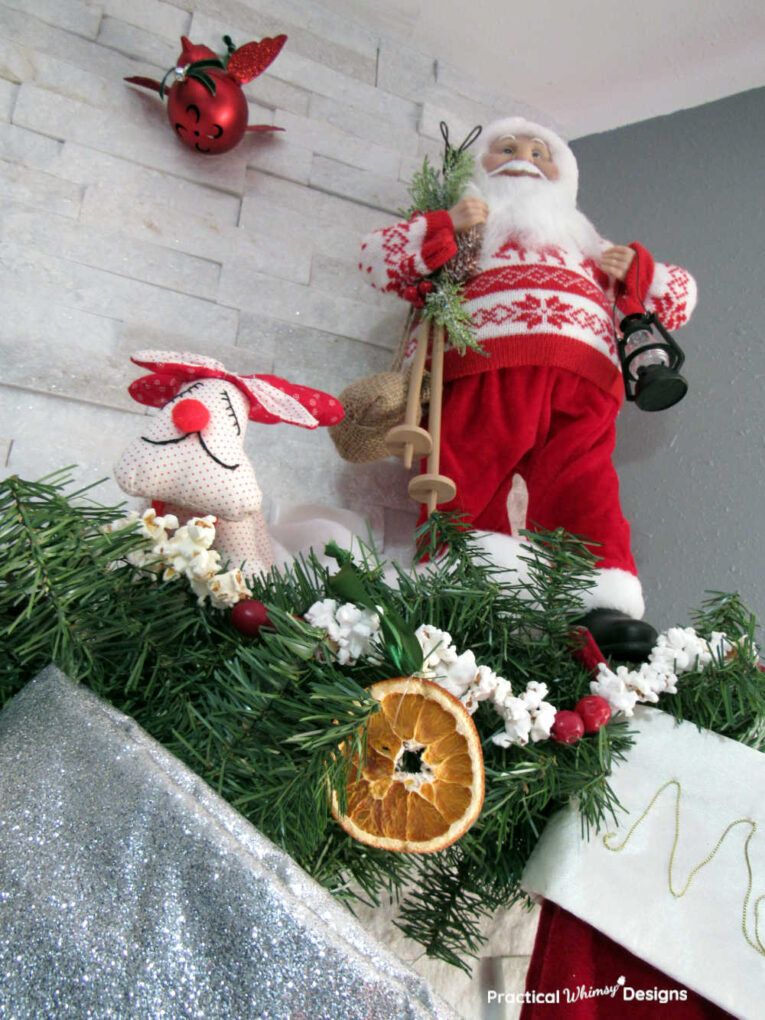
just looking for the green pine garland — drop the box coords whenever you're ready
[2,472,764,972]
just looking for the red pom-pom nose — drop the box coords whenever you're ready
[172,398,210,433]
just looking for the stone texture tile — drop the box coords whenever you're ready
[100,0,191,41]
[310,154,409,215]
[309,92,419,149]
[268,108,401,177]
[0,122,64,174]
[236,311,396,388]
[0,288,267,414]
[240,171,400,300]
[0,385,140,509]
[57,144,242,224]
[5,40,143,113]
[0,79,17,122]
[217,262,402,347]
[97,15,178,67]
[244,131,312,183]
[333,457,414,515]
[248,71,311,118]
[376,37,436,102]
[268,47,414,125]
[269,325,391,394]
[2,0,103,40]
[234,311,279,368]
[415,131,451,162]
[310,252,403,311]
[117,332,270,378]
[243,169,398,246]
[79,183,236,257]
[1,203,221,299]
[0,35,34,86]
[250,426,362,510]
[0,161,82,218]
[245,0,380,58]
[420,100,488,148]
[1,241,239,345]
[80,184,309,285]
[434,61,546,129]
[226,224,313,287]
[244,426,412,523]
[382,505,420,557]
[0,4,159,84]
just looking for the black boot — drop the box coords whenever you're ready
[577,609,658,663]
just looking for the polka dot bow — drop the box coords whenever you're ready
[127,350,344,429]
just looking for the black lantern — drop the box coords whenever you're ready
[617,312,688,411]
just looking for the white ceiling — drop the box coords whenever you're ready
[326,0,765,137]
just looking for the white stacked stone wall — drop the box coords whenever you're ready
[0,0,547,552]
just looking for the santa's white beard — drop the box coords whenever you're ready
[472,166,603,267]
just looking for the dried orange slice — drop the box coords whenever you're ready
[332,677,485,853]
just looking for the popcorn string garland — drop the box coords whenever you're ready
[590,627,759,716]
[107,517,759,734]
[106,508,251,609]
[304,600,760,747]
[304,599,558,747]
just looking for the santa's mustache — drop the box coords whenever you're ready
[487,159,545,180]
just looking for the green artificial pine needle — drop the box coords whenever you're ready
[1,474,764,970]
[398,135,484,356]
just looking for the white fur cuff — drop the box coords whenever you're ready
[473,530,645,619]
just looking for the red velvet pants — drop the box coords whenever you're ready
[432,366,637,575]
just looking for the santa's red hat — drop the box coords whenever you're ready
[127,350,344,429]
[477,116,579,203]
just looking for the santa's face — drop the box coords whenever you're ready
[482,134,559,182]
[473,134,602,264]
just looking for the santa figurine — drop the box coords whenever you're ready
[358,117,697,659]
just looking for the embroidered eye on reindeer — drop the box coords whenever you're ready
[114,351,343,580]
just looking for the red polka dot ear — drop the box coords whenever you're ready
[125,352,344,429]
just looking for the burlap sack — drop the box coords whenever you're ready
[329,370,430,463]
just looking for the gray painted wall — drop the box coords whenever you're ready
[571,87,765,629]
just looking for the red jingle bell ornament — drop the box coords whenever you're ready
[125,33,287,155]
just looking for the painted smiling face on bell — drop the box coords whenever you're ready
[114,378,262,521]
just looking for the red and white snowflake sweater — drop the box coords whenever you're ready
[359,210,697,399]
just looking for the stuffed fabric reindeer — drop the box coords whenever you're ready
[114,350,343,579]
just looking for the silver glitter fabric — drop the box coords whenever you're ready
[0,667,457,1019]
